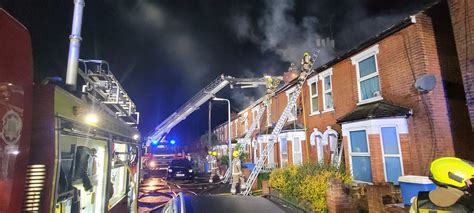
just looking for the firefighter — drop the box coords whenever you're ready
[410,157,474,212]
[230,150,246,195]
[301,52,313,70]
[208,151,222,183]
[206,151,213,174]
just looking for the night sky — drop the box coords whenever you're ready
[0,0,434,145]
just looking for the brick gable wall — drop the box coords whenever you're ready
[448,0,474,131]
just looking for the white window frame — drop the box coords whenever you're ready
[292,137,303,165]
[319,68,334,112]
[307,75,320,116]
[285,86,298,121]
[351,44,383,105]
[266,99,272,127]
[347,127,372,184]
[252,107,260,129]
[243,112,249,132]
[279,136,288,168]
[380,125,404,183]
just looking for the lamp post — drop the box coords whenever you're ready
[213,97,232,179]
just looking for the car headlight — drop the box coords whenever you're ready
[149,161,156,167]
[188,169,193,173]
[168,169,172,172]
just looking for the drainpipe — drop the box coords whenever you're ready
[65,0,85,90]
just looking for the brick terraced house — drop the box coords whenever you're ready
[212,0,474,185]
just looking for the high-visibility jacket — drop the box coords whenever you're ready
[232,158,241,175]
[409,191,472,213]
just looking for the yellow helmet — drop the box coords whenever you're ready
[233,150,239,158]
[430,157,474,189]
[208,151,212,155]
[212,151,217,156]
[303,52,310,57]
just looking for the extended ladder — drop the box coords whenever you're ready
[242,52,318,196]
[222,104,267,183]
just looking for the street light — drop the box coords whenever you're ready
[213,97,232,179]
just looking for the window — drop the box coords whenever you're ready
[252,107,260,129]
[351,45,382,103]
[280,137,288,167]
[285,87,297,121]
[266,100,272,127]
[381,127,403,184]
[307,76,319,114]
[242,112,249,132]
[292,137,302,165]
[322,75,333,110]
[349,130,372,182]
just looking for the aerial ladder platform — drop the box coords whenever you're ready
[146,75,281,146]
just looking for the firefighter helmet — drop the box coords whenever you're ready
[430,157,474,189]
[233,150,239,158]
[212,151,217,156]
[303,52,310,57]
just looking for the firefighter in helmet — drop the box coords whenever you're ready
[208,151,222,183]
[410,157,474,212]
[299,52,313,80]
[230,150,246,195]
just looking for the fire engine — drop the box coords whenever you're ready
[0,8,141,213]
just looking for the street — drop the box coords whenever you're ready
[137,171,299,213]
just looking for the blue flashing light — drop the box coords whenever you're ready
[170,139,176,145]
[151,140,159,145]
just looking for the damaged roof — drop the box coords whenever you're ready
[336,101,411,123]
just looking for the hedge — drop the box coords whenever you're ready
[268,163,351,212]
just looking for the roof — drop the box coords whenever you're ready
[336,101,411,123]
[273,14,417,96]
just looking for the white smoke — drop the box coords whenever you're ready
[230,0,335,64]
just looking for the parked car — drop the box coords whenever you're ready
[167,159,194,180]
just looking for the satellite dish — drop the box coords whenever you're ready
[415,74,436,93]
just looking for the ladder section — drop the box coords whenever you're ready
[77,59,140,126]
[222,104,266,182]
[242,52,318,196]
[147,75,231,145]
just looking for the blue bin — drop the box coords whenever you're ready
[242,163,255,170]
[398,175,436,206]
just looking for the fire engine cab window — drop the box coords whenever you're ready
[109,143,128,206]
[55,134,108,213]
[358,56,380,101]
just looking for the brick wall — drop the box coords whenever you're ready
[326,179,357,213]
[448,0,474,131]
[366,184,404,213]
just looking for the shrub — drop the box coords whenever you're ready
[269,163,351,212]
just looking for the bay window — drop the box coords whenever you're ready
[349,130,372,183]
[381,127,403,183]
